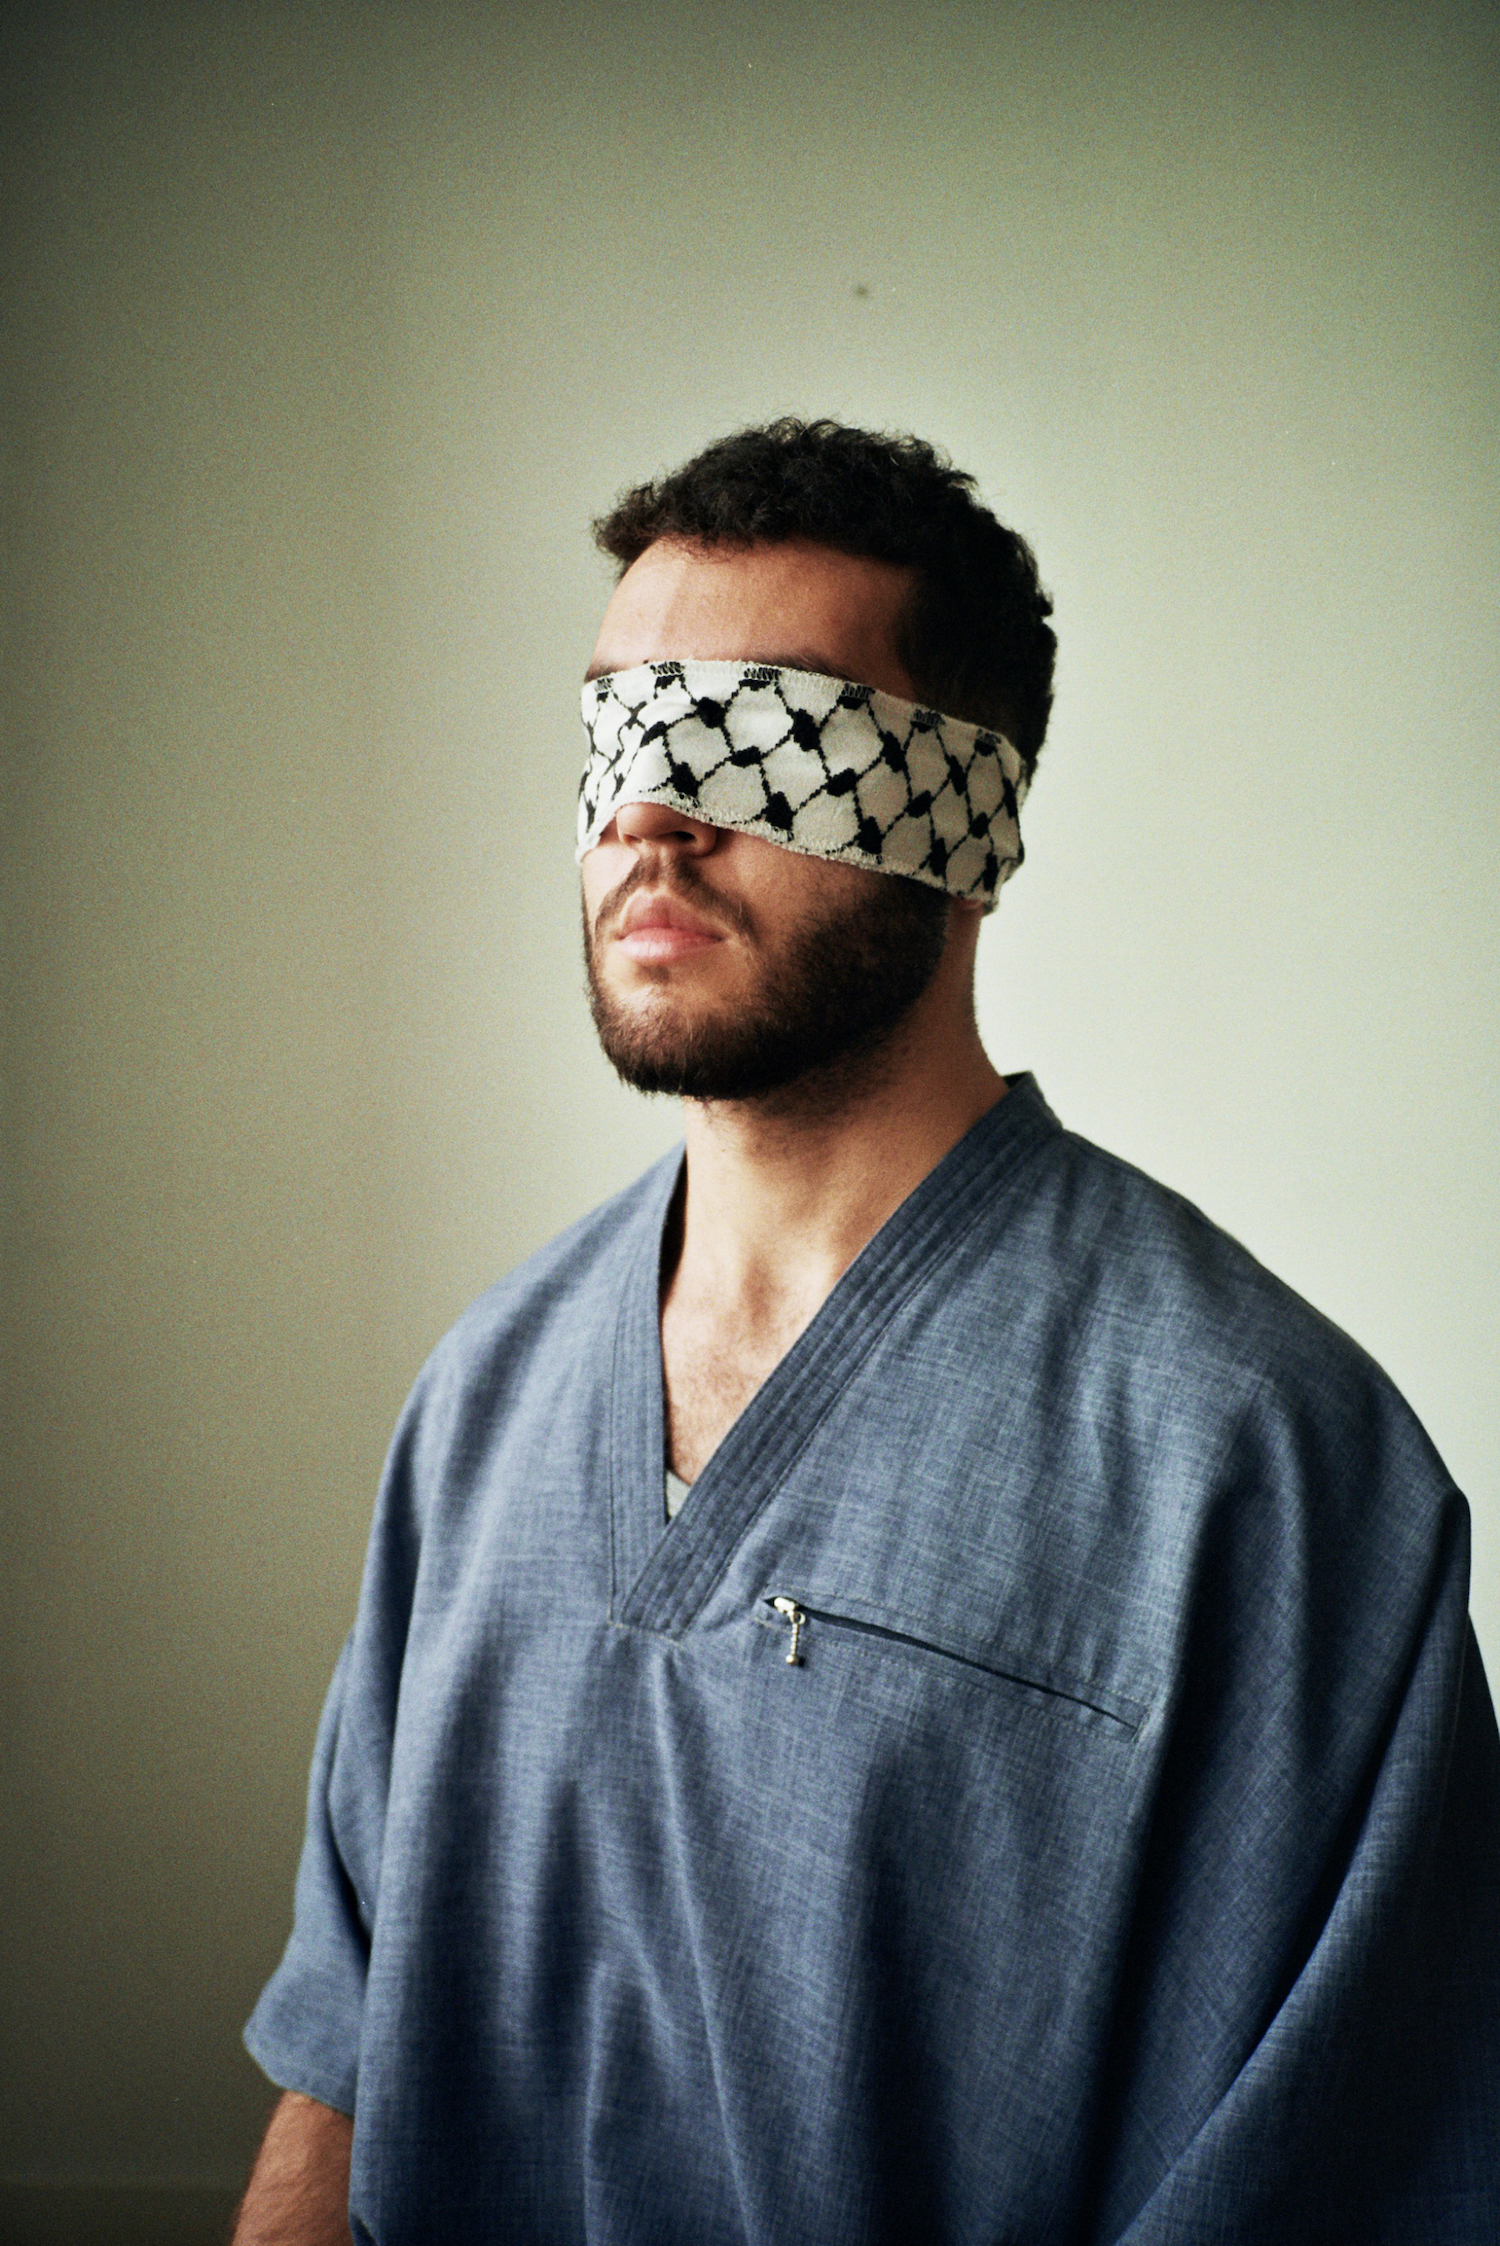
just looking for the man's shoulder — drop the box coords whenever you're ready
[939,1098,1464,1610]
[994,1097,1425,1449]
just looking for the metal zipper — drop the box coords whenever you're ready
[769,1595,806,1664]
[762,1595,1138,1730]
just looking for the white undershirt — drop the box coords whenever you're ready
[665,1467,691,1521]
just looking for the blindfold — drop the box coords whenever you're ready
[577,660,1027,909]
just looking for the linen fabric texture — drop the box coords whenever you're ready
[576,660,1028,906]
[246,1082,1500,2244]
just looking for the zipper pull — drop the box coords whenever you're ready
[770,1595,807,1666]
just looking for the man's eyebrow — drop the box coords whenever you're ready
[582,649,846,684]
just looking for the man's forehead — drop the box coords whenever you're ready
[585,538,917,702]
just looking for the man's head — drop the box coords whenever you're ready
[579,420,1055,1104]
[592,418,1055,778]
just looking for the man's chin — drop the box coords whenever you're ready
[588,997,770,1101]
[582,864,950,1102]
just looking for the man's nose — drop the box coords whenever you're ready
[610,799,719,853]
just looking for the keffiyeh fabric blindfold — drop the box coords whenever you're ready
[577,660,1028,909]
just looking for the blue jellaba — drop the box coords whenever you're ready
[247,1079,1500,2243]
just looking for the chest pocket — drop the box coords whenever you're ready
[759,1584,1148,1742]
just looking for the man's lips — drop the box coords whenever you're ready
[612,890,727,964]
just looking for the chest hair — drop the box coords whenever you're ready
[661,1292,816,1483]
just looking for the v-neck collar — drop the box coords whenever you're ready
[608,1076,1059,1635]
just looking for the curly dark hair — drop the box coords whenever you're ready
[592,418,1056,779]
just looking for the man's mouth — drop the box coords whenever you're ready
[612,889,727,965]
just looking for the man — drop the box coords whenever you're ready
[237,420,1500,2243]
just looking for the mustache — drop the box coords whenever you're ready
[591,857,757,944]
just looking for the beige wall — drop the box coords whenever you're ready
[4,0,1496,2198]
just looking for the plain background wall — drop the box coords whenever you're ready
[3,0,1496,2214]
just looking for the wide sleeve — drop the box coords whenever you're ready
[242,1636,369,2115]
[243,1387,426,2116]
[1089,1374,1500,2243]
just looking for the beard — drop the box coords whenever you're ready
[584,859,951,1101]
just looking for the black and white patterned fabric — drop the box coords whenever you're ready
[577,660,1028,909]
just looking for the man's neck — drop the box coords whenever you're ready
[673,1024,1005,1322]
[656,937,1006,1484]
